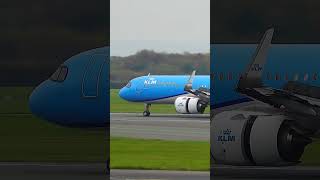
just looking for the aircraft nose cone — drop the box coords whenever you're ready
[29,80,58,122]
[119,87,128,100]
[29,85,47,118]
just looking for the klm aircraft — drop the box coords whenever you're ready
[212,28,320,166]
[118,73,210,116]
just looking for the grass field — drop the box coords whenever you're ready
[110,89,210,114]
[301,140,320,166]
[0,114,107,162]
[0,87,107,162]
[111,137,209,171]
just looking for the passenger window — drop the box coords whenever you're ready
[210,73,215,81]
[304,73,309,81]
[267,72,272,80]
[293,73,299,81]
[239,73,244,80]
[227,72,232,80]
[313,73,318,80]
[219,72,224,80]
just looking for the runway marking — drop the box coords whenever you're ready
[110,118,209,123]
[111,127,208,136]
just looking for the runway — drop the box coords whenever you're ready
[111,169,209,180]
[0,162,107,180]
[1,162,320,180]
[111,166,320,180]
[0,163,319,180]
[212,165,320,179]
[111,113,209,141]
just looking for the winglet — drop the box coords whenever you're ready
[238,28,274,89]
[184,70,196,91]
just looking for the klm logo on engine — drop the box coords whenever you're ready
[144,78,157,85]
[217,129,235,142]
[177,102,184,107]
[251,64,263,72]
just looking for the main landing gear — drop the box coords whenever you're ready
[143,103,151,117]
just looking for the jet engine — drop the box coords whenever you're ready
[211,110,311,166]
[174,96,206,114]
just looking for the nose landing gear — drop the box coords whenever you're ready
[143,103,151,117]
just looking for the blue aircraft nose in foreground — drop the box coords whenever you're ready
[29,47,109,127]
[118,83,129,100]
[118,78,142,102]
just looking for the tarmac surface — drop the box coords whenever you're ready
[211,165,320,179]
[111,169,209,180]
[110,113,210,141]
[0,162,107,180]
[110,166,320,180]
[1,163,320,180]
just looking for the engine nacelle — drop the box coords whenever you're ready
[174,96,205,114]
[211,111,311,166]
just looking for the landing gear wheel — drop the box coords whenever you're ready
[143,103,151,117]
[143,111,150,117]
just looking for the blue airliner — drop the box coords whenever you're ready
[118,74,210,116]
[211,29,320,166]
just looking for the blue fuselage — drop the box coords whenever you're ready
[119,75,210,103]
[212,44,320,108]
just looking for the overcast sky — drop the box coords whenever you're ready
[111,0,210,56]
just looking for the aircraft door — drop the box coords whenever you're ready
[82,54,106,98]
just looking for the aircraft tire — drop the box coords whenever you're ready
[143,111,150,117]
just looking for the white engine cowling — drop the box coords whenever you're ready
[211,110,311,166]
[174,96,205,114]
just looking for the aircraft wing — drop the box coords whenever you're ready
[236,28,320,132]
[184,70,210,104]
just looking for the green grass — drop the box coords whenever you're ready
[0,114,107,162]
[301,139,320,166]
[111,137,209,171]
[0,87,33,113]
[110,89,209,114]
[0,87,107,162]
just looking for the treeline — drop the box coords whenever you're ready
[110,50,209,88]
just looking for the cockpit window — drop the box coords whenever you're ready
[50,68,60,81]
[58,66,68,81]
[50,66,68,82]
[126,82,131,88]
